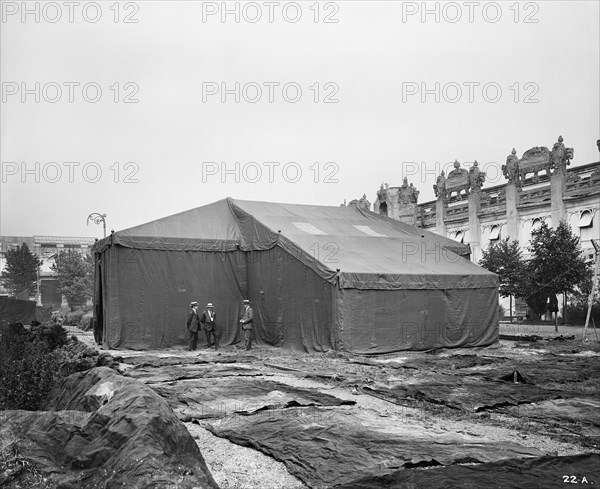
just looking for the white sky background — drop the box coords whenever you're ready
[1,0,599,238]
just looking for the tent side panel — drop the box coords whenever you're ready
[247,246,334,353]
[101,245,246,349]
[339,287,499,354]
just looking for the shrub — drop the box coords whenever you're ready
[564,302,600,325]
[0,331,57,410]
[64,308,85,326]
[53,340,99,378]
[30,323,68,351]
[0,321,99,411]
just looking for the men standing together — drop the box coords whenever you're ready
[186,298,253,351]
[200,302,219,349]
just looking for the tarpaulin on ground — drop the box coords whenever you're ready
[364,378,574,412]
[500,397,600,428]
[0,367,218,488]
[93,198,499,352]
[207,407,543,487]
[124,363,264,384]
[467,356,600,384]
[0,297,36,324]
[119,354,256,366]
[150,377,355,421]
[356,353,506,370]
[336,453,600,489]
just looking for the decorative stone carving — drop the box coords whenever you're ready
[550,135,574,174]
[518,146,551,183]
[377,183,388,203]
[375,183,389,216]
[502,148,521,189]
[349,194,371,212]
[398,177,419,205]
[468,160,486,192]
[589,167,600,192]
[565,171,582,185]
[497,188,506,205]
[358,194,371,212]
[433,171,446,200]
[444,160,470,199]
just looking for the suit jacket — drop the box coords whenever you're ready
[240,306,254,330]
[187,309,200,333]
[200,310,216,331]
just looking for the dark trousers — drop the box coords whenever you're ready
[188,331,198,351]
[205,328,219,348]
[243,328,252,350]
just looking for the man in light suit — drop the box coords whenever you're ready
[239,299,254,350]
[200,302,218,349]
[186,301,200,351]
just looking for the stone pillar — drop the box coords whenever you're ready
[468,191,482,263]
[435,198,446,236]
[397,206,418,226]
[550,171,566,227]
[396,178,420,226]
[505,182,519,241]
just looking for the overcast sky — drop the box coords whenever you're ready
[1,0,599,238]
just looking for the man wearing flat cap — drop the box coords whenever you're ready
[186,301,201,351]
[239,299,254,350]
[200,302,218,349]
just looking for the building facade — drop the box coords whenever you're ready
[345,137,600,319]
[0,235,96,308]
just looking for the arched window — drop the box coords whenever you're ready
[454,230,465,243]
[578,210,593,228]
[379,202,388,217]
[489,225,501,241]
[531,218,542,232]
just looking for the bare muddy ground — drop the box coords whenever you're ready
[75,324,600,488]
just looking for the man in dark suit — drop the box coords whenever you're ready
[239,299,254,350]
[186,301,200,351]
[200,302,218,349]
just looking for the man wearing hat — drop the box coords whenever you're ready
[239,299,254,350]
[200,302,218,349]
[186,301,201,351]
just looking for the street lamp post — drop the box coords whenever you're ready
[87,213,107,238]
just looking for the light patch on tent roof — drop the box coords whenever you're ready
[292,222,327,235]
[353,225,388,238]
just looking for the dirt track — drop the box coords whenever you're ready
[76,324,600,488]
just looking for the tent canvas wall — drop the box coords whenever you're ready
[92,198,499,354]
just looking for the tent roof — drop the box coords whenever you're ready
[95,198,497,289]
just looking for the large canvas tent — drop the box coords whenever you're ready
[92,198,499,354]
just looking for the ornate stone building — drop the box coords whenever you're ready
[343,137,600,318]
[370,136,598,261]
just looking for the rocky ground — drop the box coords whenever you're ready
[72,322,600,489]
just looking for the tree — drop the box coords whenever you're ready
[525,221,590,330]
[0,243,42,298]
[51,250,93,308]
[479,238,525,298]
[479,238,526,320]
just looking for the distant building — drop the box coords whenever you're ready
[344,136,600,319]
[0,235,96,308]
